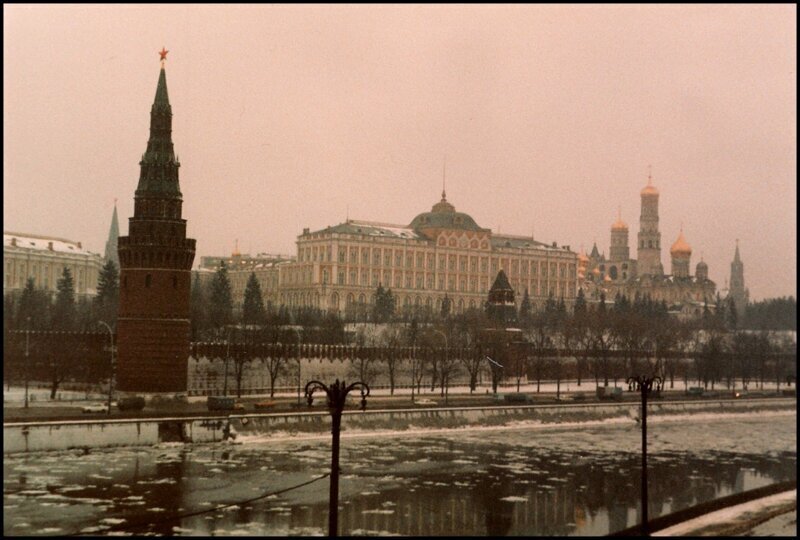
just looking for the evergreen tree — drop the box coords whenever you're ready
[94,260,119,326]
[726,298,738,330]
[519,289,532,323]
[52,267,76,331]
[574,288,587,314]
[242,272,267,326]
[190,273,209,340]
[373,283,395,323]
[16,278,50,330]
[441,294,451,319]
[208,262,234,332]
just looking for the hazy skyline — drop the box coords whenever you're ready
[4,4,796,300]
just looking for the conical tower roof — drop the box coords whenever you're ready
[490,269,513,292]
[136,60,181,197]
[104,201,120,268]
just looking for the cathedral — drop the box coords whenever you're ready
[579,173,717,317]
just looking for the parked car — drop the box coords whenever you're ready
[82,403,109,414]
[254,399,277,410]
[504,393,531,403]
[571,392,587,402]
[415,398,437,406]
[687,387,705,397]
[596,387,623,401]
[117,396,145,411]
[207,396,244,411]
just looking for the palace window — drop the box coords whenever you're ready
[361,270,368,285]
[338,249,345,263]
[448,255,456,271]
[459,256,466,272]
[416,253,424,268]
[406,253,413,268]
[448,276,455,291]
[323,269,329,284]
[481,258,488,273]
[350,248,357,264]
[426,274,434,289]
[373,249,381,266]
[438,276,445,290]
[362,249,369,265]
[395,252,403,266]
[427,254,434,269]
[385,253,392,267]
[416,275,424,289]
[470,257,477,273]
[338,272,345,285]
[438,255,446,270]
[349,271,357,285]
[405,274,412,288]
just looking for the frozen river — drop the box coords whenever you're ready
[3,411,796,536]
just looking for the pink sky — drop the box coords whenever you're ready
[3,5,796,300]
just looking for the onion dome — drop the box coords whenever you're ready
[641,171,659,197]
[603,274,612,282]
[592,267,601,276]
[577,249,589,263]
[670,229,692,257]
[611,208,628,231]
[696,259,707,271]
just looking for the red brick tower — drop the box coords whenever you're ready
[116,50,196,394]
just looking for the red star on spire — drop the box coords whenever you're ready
[159,47,169,61]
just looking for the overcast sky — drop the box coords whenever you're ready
[4,4,796,301]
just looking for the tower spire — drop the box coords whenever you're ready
[441,155,447,201]
[104,201,120,268]
[647,164,652,184]
[137,52,179,196]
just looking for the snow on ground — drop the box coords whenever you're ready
[654,490,797,536]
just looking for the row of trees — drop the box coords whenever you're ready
[3,260,119,398]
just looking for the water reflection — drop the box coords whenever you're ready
[3,415,796,536]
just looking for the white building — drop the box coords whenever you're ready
[3,231,104,298]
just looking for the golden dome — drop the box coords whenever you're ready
[641,172,659,196]
[603,274,612,282]
[592,267,601,275]
[670,230,692,257]
[611,218,628,231]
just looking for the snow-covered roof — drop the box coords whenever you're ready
[4,231,99,257]
[313,220,423,240]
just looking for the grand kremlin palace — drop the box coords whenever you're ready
[210,191,579,315]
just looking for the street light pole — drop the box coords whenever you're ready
[305,379,370,538]
[98,321,115,415]
[224,327,233,397]
[627,374,663,536]
[24,317,31,410]
[292,327,302,405]
[433,329,448,404]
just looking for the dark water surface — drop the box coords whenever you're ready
[3,412,796,536]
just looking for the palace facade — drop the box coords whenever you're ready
[3,231,104,298]
[218,190,579,316]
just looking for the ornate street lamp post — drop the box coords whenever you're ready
[24,317,31,410]
[627,374,663,536]
[305,379,370,537]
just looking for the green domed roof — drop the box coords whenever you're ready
[409,192,486,232]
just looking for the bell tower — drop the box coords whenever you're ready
[637,169,662,275]
[116,49,196,394]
